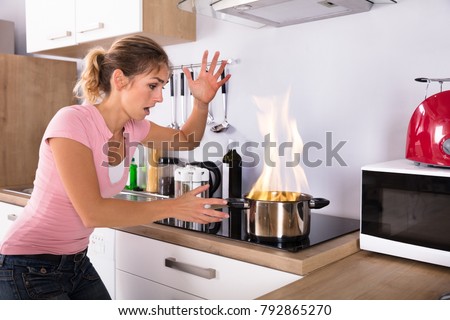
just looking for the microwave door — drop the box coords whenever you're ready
[361,171,450,252]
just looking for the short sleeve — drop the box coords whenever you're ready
[43,107,91,148]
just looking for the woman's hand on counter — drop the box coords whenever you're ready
[171,184,229,224]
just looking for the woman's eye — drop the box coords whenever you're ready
[148,84,157,90]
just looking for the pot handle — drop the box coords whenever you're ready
[203,198,249,210]
[226,198,250,209]
[308,198,330,209]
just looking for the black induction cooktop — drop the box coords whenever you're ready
[223,212,359,252]
[157,212,360,253]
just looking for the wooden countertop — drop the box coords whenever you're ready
[0,189,29,207]
[3,189,449,299]
[258,250,450,300]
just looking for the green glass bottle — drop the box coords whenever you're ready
[127,157,138,190]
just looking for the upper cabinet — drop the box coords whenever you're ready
[75,0,141,45]
[26,0,76,52]
[25,0,196,58]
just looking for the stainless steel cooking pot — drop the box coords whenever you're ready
[228,191,330,242]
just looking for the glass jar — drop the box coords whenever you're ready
[146,148,160,193]
[157,157,179,196]
[174,165,210,198]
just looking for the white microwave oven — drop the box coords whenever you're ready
[360,159,450,267]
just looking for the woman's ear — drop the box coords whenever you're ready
[112,69,128,90]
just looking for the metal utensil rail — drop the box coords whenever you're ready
[170,58,236,72]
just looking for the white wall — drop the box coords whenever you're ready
[3,0,450,219]
[0,0,26,54]
[155,0,450,219]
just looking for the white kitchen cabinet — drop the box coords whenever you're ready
[25,0,77,53]
[116,269,203,300]
[26,0,139,53]
[88,227,116,299]
[0,202,24,242]
[75,0,140,45]
[25,0,196,58]
[115,231,301,300]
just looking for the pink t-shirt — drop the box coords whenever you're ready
[0,105,150,255]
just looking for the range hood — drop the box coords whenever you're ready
[178,0,373,28]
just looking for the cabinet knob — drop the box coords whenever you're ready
[165,257,216,280]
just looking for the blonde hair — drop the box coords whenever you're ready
[74,35,171,104]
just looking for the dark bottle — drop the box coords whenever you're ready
[222,148,242,198]
[223,148,243,239]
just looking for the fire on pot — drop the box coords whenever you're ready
[228,88,330,242]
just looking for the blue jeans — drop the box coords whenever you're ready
[0,249,111,300]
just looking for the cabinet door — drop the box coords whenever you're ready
[116,231,301,300]
[0,202,24,241]
[25,0,195,58]
[116,269,203,300]
[25,0,76,52]
[75,0,141,44]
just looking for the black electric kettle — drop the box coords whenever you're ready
[189,161,222,197]
[189,161,222,234]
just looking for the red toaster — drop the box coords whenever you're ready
[406,88,450,167]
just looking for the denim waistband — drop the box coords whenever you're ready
[7,248,88,264]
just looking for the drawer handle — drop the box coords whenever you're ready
[78,22,105,33]
[48,31,72,40]
[165,257,216,280]
[7,213,17,221]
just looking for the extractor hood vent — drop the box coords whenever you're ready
[178,0,373,28]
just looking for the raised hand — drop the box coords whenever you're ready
[183,50,231,106]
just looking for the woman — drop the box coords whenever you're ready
[0,35,230,300]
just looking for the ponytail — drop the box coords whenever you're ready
[73,35,170,105]
[73,47,106,104]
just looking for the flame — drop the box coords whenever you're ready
[248,87,309,202]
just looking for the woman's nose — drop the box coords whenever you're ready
[154,89,164,103]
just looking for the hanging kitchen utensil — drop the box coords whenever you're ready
[207,105,214,124]
[188,67,214,123]
[203,67,215,124]
[168,74,179,129]
[180,71,186,126]
[211,70,230,133]
[189,70,194,116]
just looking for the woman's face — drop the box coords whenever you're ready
[121,65,170,120]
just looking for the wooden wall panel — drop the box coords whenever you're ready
[0,54,77,187]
